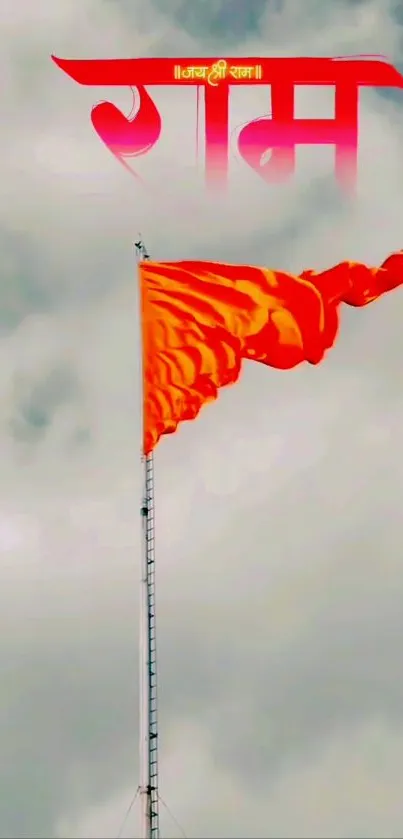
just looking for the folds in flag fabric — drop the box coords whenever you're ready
[140,251,403,454]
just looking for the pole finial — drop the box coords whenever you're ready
[135,235,150,261]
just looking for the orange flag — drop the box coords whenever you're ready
[140,251,403,454]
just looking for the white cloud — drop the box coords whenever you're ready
[58,719,403,838]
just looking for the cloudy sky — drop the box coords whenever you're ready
[1,0,403,836]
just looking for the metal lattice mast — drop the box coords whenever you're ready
[136,238,159,839]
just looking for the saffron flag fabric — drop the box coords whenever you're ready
[140,251,403,454]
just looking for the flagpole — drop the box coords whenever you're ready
[136,238,159,839]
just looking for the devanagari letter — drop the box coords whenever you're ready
[181,65,198,79]
[238,66,254,79]
[193,66,209,80]
[237,65,367,190]
[207,59,228,86]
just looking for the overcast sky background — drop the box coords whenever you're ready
[1,0,403,836]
